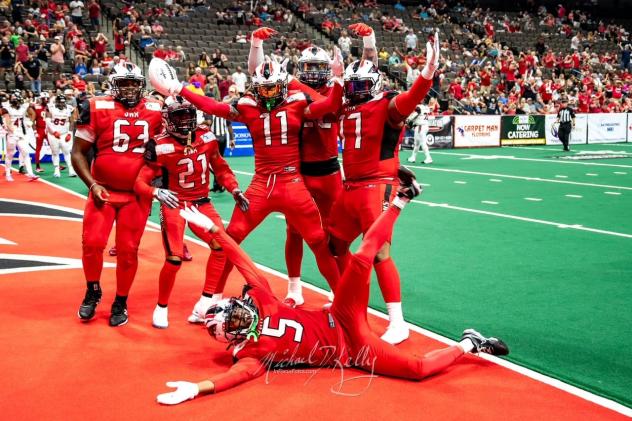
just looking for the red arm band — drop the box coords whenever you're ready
[133,165,160,200]
[289,77,324,101]
[305,81,342,119]
[209,149,239,192]
[210,229,273,292]
[211,358,266,393]
[180,88,239,121]
[390,76,432,123]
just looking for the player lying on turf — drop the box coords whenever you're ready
[155,167,509,405]
[134,95,248,328]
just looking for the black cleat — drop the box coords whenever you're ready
[109,301,128,327]
[461,329,509,356]
[18,165,26,174]
[397,166,422,200]
[78,288,102,321]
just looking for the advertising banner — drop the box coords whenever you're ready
[453,115,501,148]
[545,114,588,145]
[586,113,627,144]
[229,122,254,157]
[402,116,453,149]
[500,115,546,145]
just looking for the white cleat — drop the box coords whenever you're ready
[380,322,410,345]
[152,305,169,329]
[187,296,215,323]
[53,168,61,178]
[69,170,77,177]
[423,157,433,164]
[407,155,417,163]
[6,173,14,182]
[283,293,305,308]
[27,174,40,181]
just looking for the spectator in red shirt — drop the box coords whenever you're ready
[189,67,206,88]
[88,0,101,31]
[71,74,87,92]
[15,39,29,63]
[448,78,463,100]
[114,30,125,54]
[93,33,108,59]
[153,44,168,60]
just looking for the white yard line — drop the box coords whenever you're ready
[489,178,503,182]
[585,173,598,176]
[565,194,583,198]
[33,177,632,416]
[555,175,568,178]
[481,200,498,205]
[614,171,628,175]
[525,197,543,201]
[605,192,622,196]
[407,165,632,191]
[453,180,467,184]
[431,151,632,168]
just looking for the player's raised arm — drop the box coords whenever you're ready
[156,357,265,405]
[349,23,378,67]
[180,207,272,292]
[248,27,277,75]
[148,58,239,121]
[388,31,440,126]
[303,78,343,119]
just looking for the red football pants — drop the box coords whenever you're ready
[285,171,342,277]
[332,206,464,379]
[205,173,339,294]
[82,191,152,297]
[35,128,45,165]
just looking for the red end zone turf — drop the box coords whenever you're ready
[0,177,628,420]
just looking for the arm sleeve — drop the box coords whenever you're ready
[390,76,432,123]
[210,358,266,394]
[74,97,96,142]
[289,77,325,101]
[210,229,273,293]
[134,164,160,200]
[180,88,241,122]
[248,39,265,75]
[209,146,239,192]
[305,81,342,119]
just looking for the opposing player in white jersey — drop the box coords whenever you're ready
[406,104,432,164]
[2,92,38,181]
[46,95,77,177]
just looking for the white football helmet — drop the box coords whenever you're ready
[251,57,288,110]
[298,46,331,88]
[109,62,145,108]
[343,59,382,104]
[419,105,430,115]
[203,297,260,345]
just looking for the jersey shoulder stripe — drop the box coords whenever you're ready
[201,131,216,143]
[237,97,258,107]
[155,143,176,156]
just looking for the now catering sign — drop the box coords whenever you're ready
[500,115,546,145]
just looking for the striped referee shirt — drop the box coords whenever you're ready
[209,114,229,137]
[557,107,575,124]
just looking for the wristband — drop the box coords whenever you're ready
[89,182,98,191]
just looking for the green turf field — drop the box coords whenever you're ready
[45,143,632,408]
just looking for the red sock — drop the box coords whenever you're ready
[418,346,464,378]
[158,261,181,306]
[310,240,339,292]
[375,257,401,303]
[82,245,104,282]
[285,227,304,278]
[203,249,229,295]
[115,250,138,297]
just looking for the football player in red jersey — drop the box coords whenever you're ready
[149,57,343,323]
[134,96,248,329]
[155,168,509,404]
[33,92,49,173]
[71,62,164,327]
[326,24,440,344]
[248,27,344,307]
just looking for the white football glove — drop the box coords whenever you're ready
[421,31,440,80]
[154,188,179,209]
[148,58,182,96]
[180,206,216,232]
[232,188,249,212]
[156,381,199,405]
[330,46,344,78]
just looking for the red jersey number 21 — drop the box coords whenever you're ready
[340,112,362,150]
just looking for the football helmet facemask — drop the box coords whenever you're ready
[343,60,382,105]
[54,95,67,110]
[109,62,146,108]
[9,91,23,108]
[204,297,260,345]
[298,46,331,88]
[252,58,288,111]
[162,95,197,141]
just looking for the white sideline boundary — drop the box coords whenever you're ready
[431,151,632,168]
[31,177,632,416]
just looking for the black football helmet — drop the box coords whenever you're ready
[54,95,67,110]
[162,95,197,142]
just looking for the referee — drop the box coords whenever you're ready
[206,112,235,192]
[556,97,575,151]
